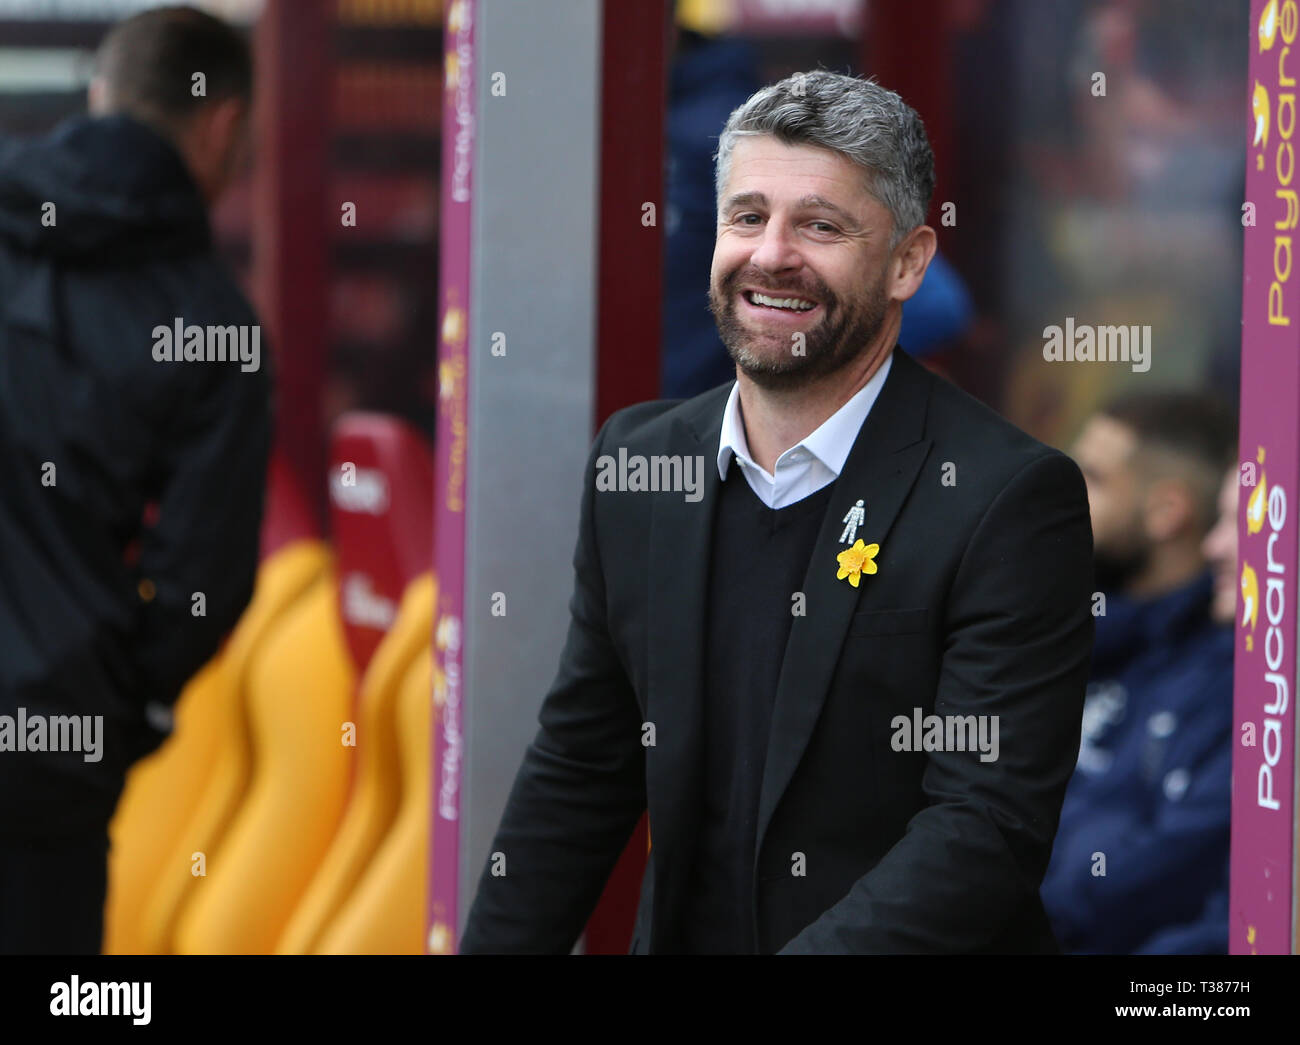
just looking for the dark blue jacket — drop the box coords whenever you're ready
[661,35,760,400]
[1040,571,1233,953]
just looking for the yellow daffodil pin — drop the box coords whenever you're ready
[836,538,879,587]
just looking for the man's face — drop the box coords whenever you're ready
[1072,415,1149,592]
[708,136,897,390]
[1201,468,1239,625]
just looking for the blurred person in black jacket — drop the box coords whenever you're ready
[0,6,271,954]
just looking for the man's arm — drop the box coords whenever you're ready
[1134,884,1229,955]
[779,451,1095,953]
[1042,704,1233,953]
[459,417,648,954]
[131,363,272,711]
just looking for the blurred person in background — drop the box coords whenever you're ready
[1148,463,1244,951]
[1041,392,1236,953]
[0,6,271,954]
[661,10,763,399]
[1203,465,1240,630]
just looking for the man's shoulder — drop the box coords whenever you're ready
[897,351,1081,494]
[591,355,1082,493]
[596,380,732,451]
[927,367,1051,460]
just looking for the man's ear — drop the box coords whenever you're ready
[87,75,110,114]
[1142,477,1197,543]
[206,96,248,153]
[889,224,937,304]
[190,96,250,199]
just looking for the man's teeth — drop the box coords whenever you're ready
[747,291,816,311]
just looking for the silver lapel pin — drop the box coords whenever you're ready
[839,499,866,545]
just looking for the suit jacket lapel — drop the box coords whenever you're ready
[753,348,934,874]
[645,385,727,948]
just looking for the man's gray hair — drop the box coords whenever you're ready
[714,71,935,249]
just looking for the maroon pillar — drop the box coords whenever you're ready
[862,0,957,226]
[252,0,332,525]
[593,0,669,430]
[584,0,671,954]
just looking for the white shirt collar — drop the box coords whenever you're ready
[716,349,894,485]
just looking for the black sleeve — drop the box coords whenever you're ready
[130,358,273,710]
[459,415,648,954]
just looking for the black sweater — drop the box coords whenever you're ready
[679,466,838,953]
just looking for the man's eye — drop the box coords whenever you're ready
[810,222,838,234]
[736,213,762,225]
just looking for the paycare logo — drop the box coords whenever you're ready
[1253,0,1298,326]
[435,612,463,821]
[1239,447,1290,812]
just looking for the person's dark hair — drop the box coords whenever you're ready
[95,5,252,137]
[1101,390,1238,532]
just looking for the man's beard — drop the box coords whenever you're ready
[708,267,890,392]
[1093,543,1151,594]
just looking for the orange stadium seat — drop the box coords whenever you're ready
[131,540,329,953]
[316,642,436,954]
[171,567,357,954]
[171,415,433,954]
[275,573,435,954]
[275,415,433,953]
[104,450,327,955]
[102,654,232,955]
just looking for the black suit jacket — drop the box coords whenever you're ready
[460,347,1094,954]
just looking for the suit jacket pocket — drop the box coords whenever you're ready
[847,607,928,637]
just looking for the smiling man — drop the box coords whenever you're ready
[460,72,1094,954]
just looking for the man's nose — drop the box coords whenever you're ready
[748,220,803,274]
